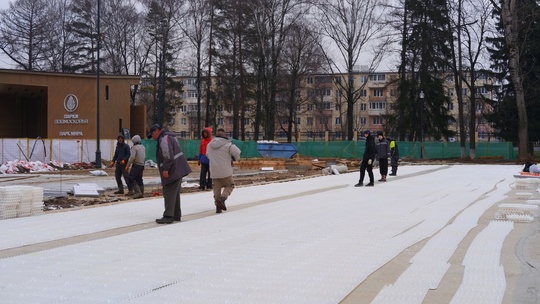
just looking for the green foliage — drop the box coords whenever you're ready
[486,0,540,143]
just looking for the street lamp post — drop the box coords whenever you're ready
[419,90,425,159]
[95,0,102,168]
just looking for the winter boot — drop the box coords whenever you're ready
[132,184,143,199]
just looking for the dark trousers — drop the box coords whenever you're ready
[199,163,212,189]
[129,164,144,190]
[359,160,374,184]
[379,158,388,176]
[162,178,182,219]
[115,163,132,191]
[391,157,399,174]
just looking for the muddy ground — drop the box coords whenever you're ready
[42,167,323,211]
[41,157,521,211]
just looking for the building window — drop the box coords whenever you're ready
[187,90,198,98]
[447,102,454,111]
[180,118,187,125]
[373,116,383,125]
[369,74,386,81]
[335,103,341,111]
[296,117,301,125]
[360,76,368,83]
[373,89,384,97]
[307,77,313,84]
[218,118,224,125]
[335,117,341,125]
[244,118,250,125]
[307,117,313,126]
[307,104,314,111]
[320,116,328,124]
[369,102,386,110]
[360,117,366,125]
[360,103,367,111]
[360,89,367,97]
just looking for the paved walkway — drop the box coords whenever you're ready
[0,164,538,303]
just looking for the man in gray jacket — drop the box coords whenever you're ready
[206,128,241,213]
[125,135,146,199]
[148,124,192,224]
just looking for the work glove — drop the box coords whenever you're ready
[368,159,372,165]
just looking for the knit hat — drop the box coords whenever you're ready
[364,130,370,136]
[131,135,141,144]
[377,131,383,136]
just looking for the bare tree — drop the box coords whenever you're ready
[277,19,326,142]
[100,0,140,75]
[248,0,312,140]
[447,0,494,159]
[0,0,51,70]
[316,0,392,140]
[179,0,212,138]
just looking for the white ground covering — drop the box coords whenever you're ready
[0,165,522,303]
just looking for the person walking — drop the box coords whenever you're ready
[147,124,192,224]
[198,127,213,190]
[206,128,241,213]
[355,130,376,187]
[376,131,390,181]
[388,138,400,176]
[110,134,132,195]
[125,135,146,199]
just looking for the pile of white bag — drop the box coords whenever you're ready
[0,186,44,220]
[0,160,58,174]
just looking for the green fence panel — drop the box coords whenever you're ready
[142,138,515,161]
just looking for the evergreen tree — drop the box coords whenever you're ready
[485,0,540,148]
[389,0,455,141]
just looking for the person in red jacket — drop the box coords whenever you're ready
[198,127,213,190]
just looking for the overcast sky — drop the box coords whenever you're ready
[0,0,9,10]
[0,0,398,72]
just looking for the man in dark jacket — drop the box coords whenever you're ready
[376,131,390,181]
[110,134,132,194]
[355,130,376,187]
[148,124,192,224]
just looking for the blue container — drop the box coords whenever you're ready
[257,143,297,159]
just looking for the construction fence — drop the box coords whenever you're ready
[0,138,515,165]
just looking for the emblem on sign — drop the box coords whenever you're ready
[64,94,79,112]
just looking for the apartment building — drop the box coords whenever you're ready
[168,70,494,142]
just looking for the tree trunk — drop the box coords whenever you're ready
[500,0,530,160]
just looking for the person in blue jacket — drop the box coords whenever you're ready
[110,134,132,194]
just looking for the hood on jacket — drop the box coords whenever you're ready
[208,137,230,150]
[202,127,213,139]
[131,135,141,144]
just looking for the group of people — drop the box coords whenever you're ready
[114,125,398,224]
[110,134,146,199]
[147,124,241,224]
[355,130,399,187]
